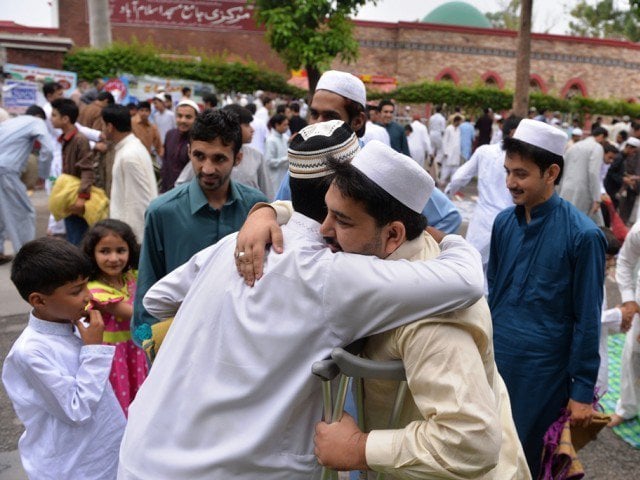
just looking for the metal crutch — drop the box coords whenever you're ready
[331,347,408,480]
[312,358,345,480]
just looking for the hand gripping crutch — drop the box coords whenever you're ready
[331,347,407,480]
[312,358,346,480]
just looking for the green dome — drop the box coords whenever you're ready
[422,1,492,29]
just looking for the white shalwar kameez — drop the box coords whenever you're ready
[362,121,391,146]
[445,142,513,270]
[440,123,462,184]
[118,212,483,480]
[407,120,432,168]
[2,314,125,480]
[614,221,640,419]
[109,134,159,242]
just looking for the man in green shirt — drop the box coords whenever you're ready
[132,110,267,343]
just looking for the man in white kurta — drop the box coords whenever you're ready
[429,107,446,163]
[117,128,484,480]
[609,220,640,426]
[445,117,519,271]
[558,128,608,226]
[440,116,462,187]
[103,105,158,242]
[407,117,432,168]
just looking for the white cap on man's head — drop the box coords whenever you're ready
[316,70,367,109]
[513,119,567,156]
[176,98,201,114]
[626,137,640,148]
[571,128,583,137]
[154,93,166,101]
[351,140,434,213]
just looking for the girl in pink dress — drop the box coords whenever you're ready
[81,219,147,415]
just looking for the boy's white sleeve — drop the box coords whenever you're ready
[18,344,115,425]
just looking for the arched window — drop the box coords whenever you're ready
[435,68,460,85]
[481,71,504,89]
[561,78,588,99]
[529,74,547,94]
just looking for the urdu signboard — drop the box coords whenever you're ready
[108,0,263,31]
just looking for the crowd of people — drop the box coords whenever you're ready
[0,68,638,480]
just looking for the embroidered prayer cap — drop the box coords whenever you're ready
[351,140,434,214]
[176,99,201,114]
[288,120,360,179]
[513,119,567,157]
[316,70,367,109]
[154,93,166,102]
[626,137,640,148]
[571,128,583,137]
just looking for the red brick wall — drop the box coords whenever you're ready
[6,48,67,70]
[58,0,286,73]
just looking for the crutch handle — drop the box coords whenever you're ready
[312,359,340,382]
[332,347,406,381]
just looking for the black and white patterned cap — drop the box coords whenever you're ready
[288,120,360,179]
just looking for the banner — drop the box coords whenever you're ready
[122,74,215,106]
[109,0,263,31]
[1,80,39,114]
[2,63,77,101]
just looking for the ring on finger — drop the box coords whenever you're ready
[236,251,246,259]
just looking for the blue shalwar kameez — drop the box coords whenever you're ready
[487,193,605,478]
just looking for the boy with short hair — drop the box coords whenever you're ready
[2,238,125,480]
[50,98,95,244]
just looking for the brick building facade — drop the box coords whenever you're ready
[6,1,640,101]
[334,20,640,101]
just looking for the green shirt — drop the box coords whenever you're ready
[132,178,267,342]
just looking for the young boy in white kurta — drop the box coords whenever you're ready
[2,238,125,480]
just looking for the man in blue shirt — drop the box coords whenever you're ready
[0,106,54,261]
[133,110,267,342]
[488,119,605,478]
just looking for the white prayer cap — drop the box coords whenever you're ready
[571,128,583,137]
[154,93,166,101]
[494,114,502,121]
[626,137,640,148]
[176,98,201,113]
[316,70,367,109]
[351,140,434,213]
[513,119,567,156]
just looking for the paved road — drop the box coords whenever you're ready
[1,189,639,479]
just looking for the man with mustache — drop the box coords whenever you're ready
[131,109,267,344]
[488,120,606,478]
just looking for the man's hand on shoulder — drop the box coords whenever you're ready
[314,413,368,472]
[235,204,283,286]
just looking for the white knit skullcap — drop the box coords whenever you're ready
[288,120,360,179]
[351,140,434,213]
[176,99,201,114]
[513,119,567,156]
[316,70,367,109]
[571,128,583,137]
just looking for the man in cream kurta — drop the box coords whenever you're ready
[118,128,484,480]
[359,232,529,479]
[103,105,158,242]
[440,116,462,187]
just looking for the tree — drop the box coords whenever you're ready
[513,0,533,117]
[251,0,376,93]
[567,0,640,42]
[485,0,521,30]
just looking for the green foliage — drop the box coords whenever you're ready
[251,0,376,89]
[484,0,521,30]
[568,0,640,42]
[63,41,304,96]
[368,80,640,118]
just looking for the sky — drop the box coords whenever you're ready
[0,0,612,35]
